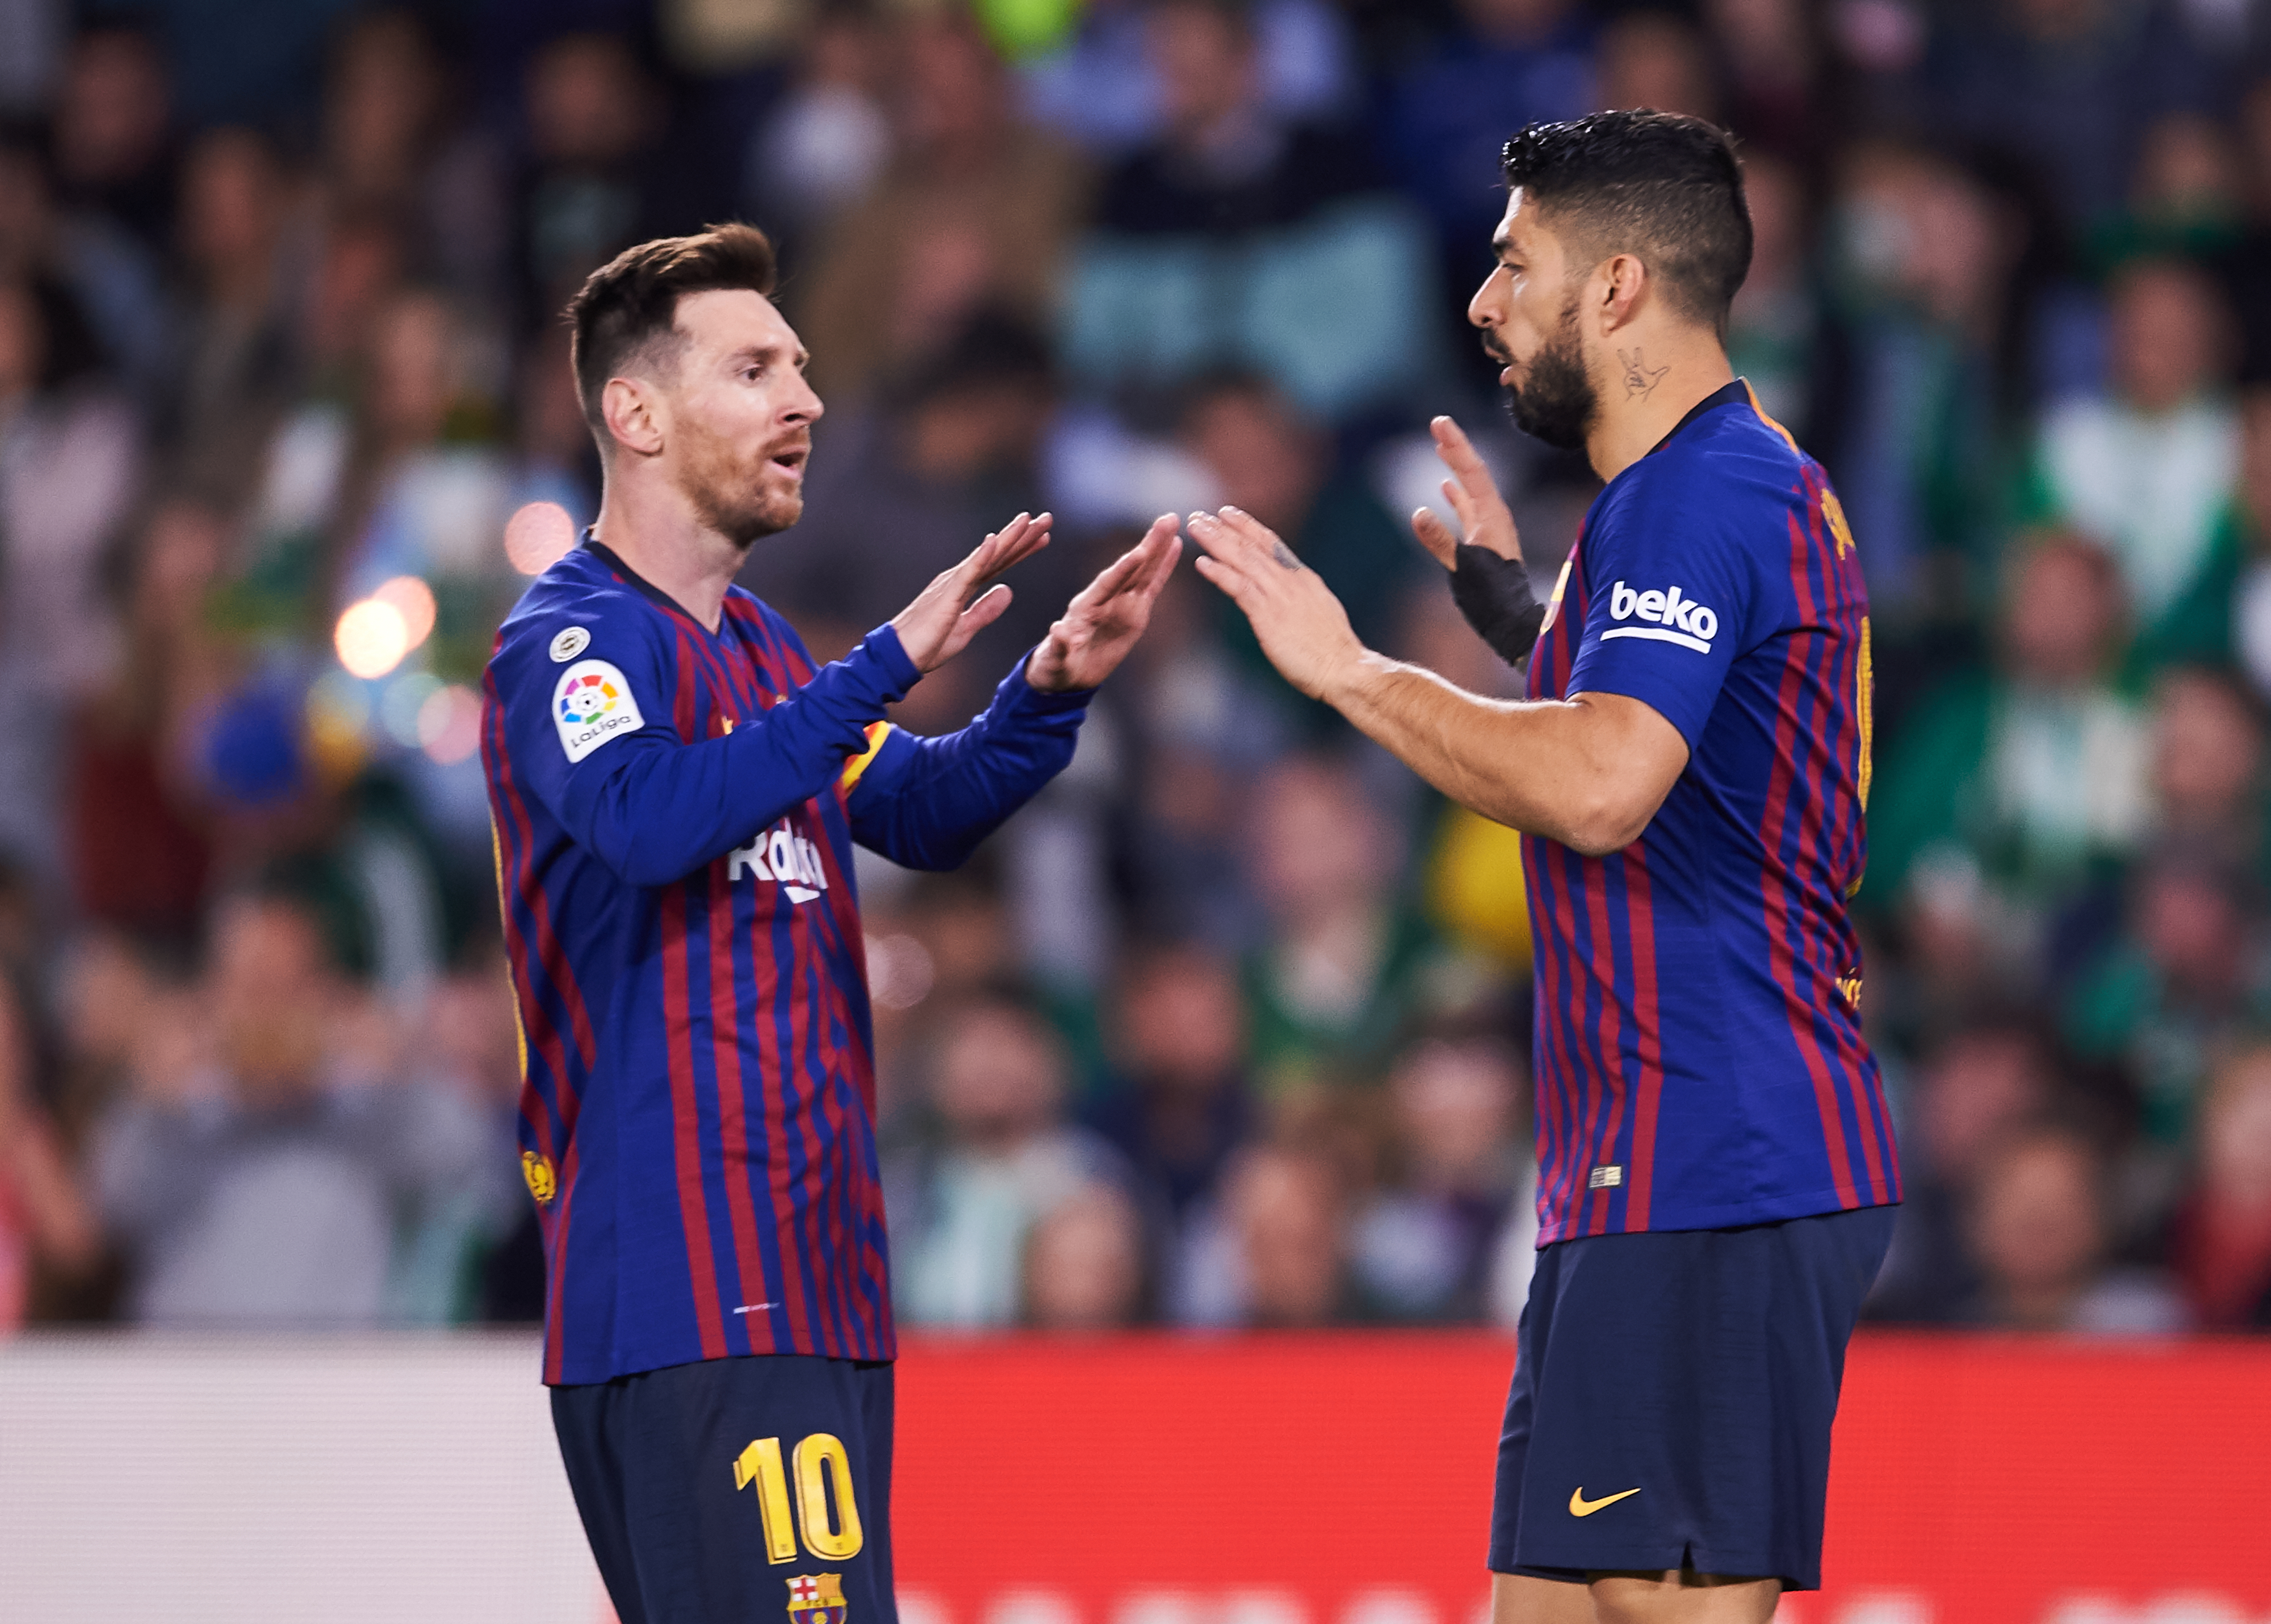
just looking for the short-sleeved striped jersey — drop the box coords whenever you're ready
[1521,381,1900,1245]
[485,541,1091,1383]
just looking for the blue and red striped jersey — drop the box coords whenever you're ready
[484,540,1093,1383]
[1521,380,1899,1244]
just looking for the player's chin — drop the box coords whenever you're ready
[731,489,803,544]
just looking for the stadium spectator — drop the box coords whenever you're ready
[2095,112,2247,271]
[740,5,893,240]
[2144,668,2269,885]
[1959,1118,2188,1333]
[1703,0,1826,160]
[1724,149,1837,453]
[1242,754,1435,1093]
[63,494,224,938]
[508,34,665,336]
[1351,1031,1534,1324]
[795,12,1088,405]
[2170,1042,2271,1328]
[90,884,492,1326]
[238,283,517,629]
[397,942,526,1324]
[1112,550,1288,947]
[1181,371,1426,686]
[0,132,171,393]
[886,996,1126,1329]
[506,324,600,531]
[1591,9,1719,125]
[1023,1182,1150,1328]
[48,22,177,258]
[2019,257,2241,673]
[1188,1140,1365,1327]
[1867,1015,2062,1323]
[315,10,484,290]
[1061,0,1436,420]
[1083,942,1259,1296]
[1917,0,2216,238]
[0,975,102,1329]
[2064,846,2271,1147]
[0,273,140,893]
[1819,141,2035,629]
[162,125,300,508]
[1025,0,1359,158]
[1866,532,2150,978]
[1384,0,1595,352]
[2226,391,2271,696]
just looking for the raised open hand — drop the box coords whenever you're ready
[889,512,1054,673]
[1185,506,1364,702]
[1409,416,1524,570]
[1026,515,1182,693]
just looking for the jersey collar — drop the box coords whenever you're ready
[580,531,720,635]
[1643,377,1752,460]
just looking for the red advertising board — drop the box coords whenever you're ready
[892,1333,2271,1624]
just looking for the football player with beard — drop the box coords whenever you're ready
[481,223,1178,1624]
[1187,112,1897,1623]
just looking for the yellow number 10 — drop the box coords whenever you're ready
[731,1433,864,1563]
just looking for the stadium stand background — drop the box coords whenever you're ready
[4,0,2271,1353]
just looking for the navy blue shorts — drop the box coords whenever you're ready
[552,1354,895,1624]
[1488,1205,1895,1591]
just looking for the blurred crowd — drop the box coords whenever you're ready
[5,0,2271,1339]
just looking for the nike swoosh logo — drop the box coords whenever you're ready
[1569,1486,1642,1517]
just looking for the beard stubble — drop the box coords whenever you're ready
[676,415,803,551]
[1502,296,1598,452]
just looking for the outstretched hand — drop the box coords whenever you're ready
[1185,506,1365,702]
[1409,416,1524,570]
[1026,515,1182,693]
[890,512,1053,673]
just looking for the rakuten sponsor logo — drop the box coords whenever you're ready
[1605,579,1718,653]
[728,817,830,904]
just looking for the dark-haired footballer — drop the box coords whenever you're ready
[481,224,1179,1622]
[1187,111,1897,1622]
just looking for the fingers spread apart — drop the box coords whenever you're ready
[967,512,1053,589]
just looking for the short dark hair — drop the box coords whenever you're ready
[1501,110,1752,333]
[564,222,779,435]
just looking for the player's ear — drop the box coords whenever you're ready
[1598,253,1648,334]
[601,375,665,459]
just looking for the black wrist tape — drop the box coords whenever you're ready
[1449,543,1547,665]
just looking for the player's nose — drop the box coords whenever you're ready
[783,370,824,425]
[1467,272,1501,331]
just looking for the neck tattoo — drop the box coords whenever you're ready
[1618,347,1670,399]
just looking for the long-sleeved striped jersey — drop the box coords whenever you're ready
[484,539,1092,1383]
[1521,380,1900,1245]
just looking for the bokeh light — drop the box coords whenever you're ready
[865,933,936,1012]
[373,576,437,651]
[417,683,483,764]
[380,671,442,748]
[504,501,577,576]
[334,598,410,679]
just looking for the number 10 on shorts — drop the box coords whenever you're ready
[732,1434,865,1563]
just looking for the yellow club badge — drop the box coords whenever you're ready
[521,1151,557,1203]
[786,1573,848,1624]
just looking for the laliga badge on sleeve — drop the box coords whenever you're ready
[550,625,592,662]
[554,658,646,762]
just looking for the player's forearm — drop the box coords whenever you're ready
[565,629,917,885]
[848,656,1091,870]
[1321,653,1649,854]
